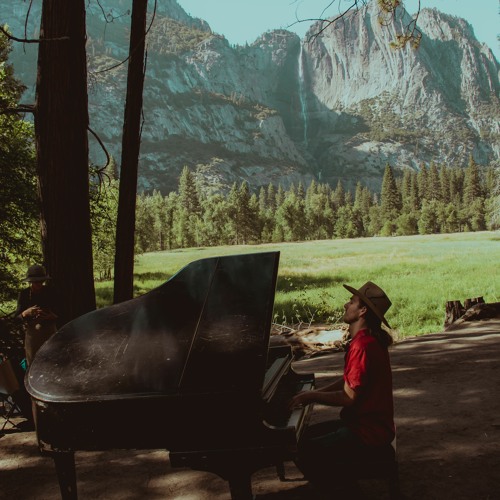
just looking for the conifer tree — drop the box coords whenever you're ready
[427,161,441,201]
[198,193,228,246]
[380,164,402,222]
[463,155,483,205]
[297,181,306,200]
[354,182,364,210]
[174,167,201,248]
[449,168,464,204]
[417,163,428,202]
[332,180,345,209]
[178,166,201,215]
[266,183,276,211]
[257,187,274,243]
[237,181,258,244]
[418,200,440,234]
[439,164,451,204]
[275,184,285,207]
[226,182,240,244]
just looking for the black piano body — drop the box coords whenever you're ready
[26,252,315,499]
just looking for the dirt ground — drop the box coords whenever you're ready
[1,319,500,499]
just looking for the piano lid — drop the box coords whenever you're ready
[26,252,280,403]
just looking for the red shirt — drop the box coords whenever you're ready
[340,329,395,446]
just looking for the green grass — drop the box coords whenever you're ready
[95,231,500,339]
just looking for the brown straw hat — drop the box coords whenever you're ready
[343,281,392,328]
[22,264,51,283]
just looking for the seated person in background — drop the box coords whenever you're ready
[15,264,58,367]
[289,281,395,496]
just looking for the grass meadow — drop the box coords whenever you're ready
[95,231,500,340]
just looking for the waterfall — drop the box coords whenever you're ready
[298,43,308,145]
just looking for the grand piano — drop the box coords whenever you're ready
[26,252,315,499]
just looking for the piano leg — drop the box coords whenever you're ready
[228,473,254,500]
[276,461,286,481]
[52,451,77,500]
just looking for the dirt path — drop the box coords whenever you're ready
[1,319,499,499]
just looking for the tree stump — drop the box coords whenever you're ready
[463,297,485,310]
[445,300,465,327]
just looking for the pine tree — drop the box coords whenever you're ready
[418,200,440,234]
[237,181,258,244]
[199,194,230,247]
[174,167,202,248]
[417,164,428,202]
[305,181,332,240]
[463,155,483,205]
[427,161,441,201]
[380,164,402,222]
[332,180,345,209]
[266,183,276,211]
[449,168,464,204]
[275,184,285,207]
[178,166,202,215]
[439,164,451,204]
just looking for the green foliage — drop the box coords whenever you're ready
[147,18,212,55]
[129,158,495,255]
[89,163,119,280]
[0,31,40,303]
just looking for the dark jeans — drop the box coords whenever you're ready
[9,357,34,425]
[296,420,368,489]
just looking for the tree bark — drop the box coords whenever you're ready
[113,0,148,304]
[444,300,464,327]
[35,0,95,326]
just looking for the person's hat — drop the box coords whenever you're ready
[343,281,392,328]
[22,264,51,283]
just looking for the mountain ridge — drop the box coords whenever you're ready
[2,0,499,194]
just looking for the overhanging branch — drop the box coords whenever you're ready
[0,25,69,43]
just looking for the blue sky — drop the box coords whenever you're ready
[177,0,500,60]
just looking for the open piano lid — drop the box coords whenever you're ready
[27,252,280,403]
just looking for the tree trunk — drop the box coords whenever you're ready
[35,0,95,326]
[113,0,148,304]
[444,300,464,327]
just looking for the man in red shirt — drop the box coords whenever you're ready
[289,281,395,495]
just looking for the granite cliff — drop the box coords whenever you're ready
[2,0,499,193]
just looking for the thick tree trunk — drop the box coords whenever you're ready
[113,0,148,304]
[35,0,95,326]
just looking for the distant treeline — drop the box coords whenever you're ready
[91,156,498,280]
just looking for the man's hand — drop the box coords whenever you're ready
[22,305,43,320]
[288,391,313,410]
[288,382,357,410]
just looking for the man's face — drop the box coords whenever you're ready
[30,281,44,292]
[343,294,365,324]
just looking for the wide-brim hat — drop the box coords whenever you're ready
[343,281,392,329]
[22,264,51,283]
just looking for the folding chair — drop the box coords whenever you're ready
[0,358,22,431]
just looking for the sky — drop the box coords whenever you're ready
[177,0,500,61]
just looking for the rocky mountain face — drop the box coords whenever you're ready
[3,0,499,194]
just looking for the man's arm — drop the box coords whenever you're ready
[316,377,344,392]
[288,379,357,409]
